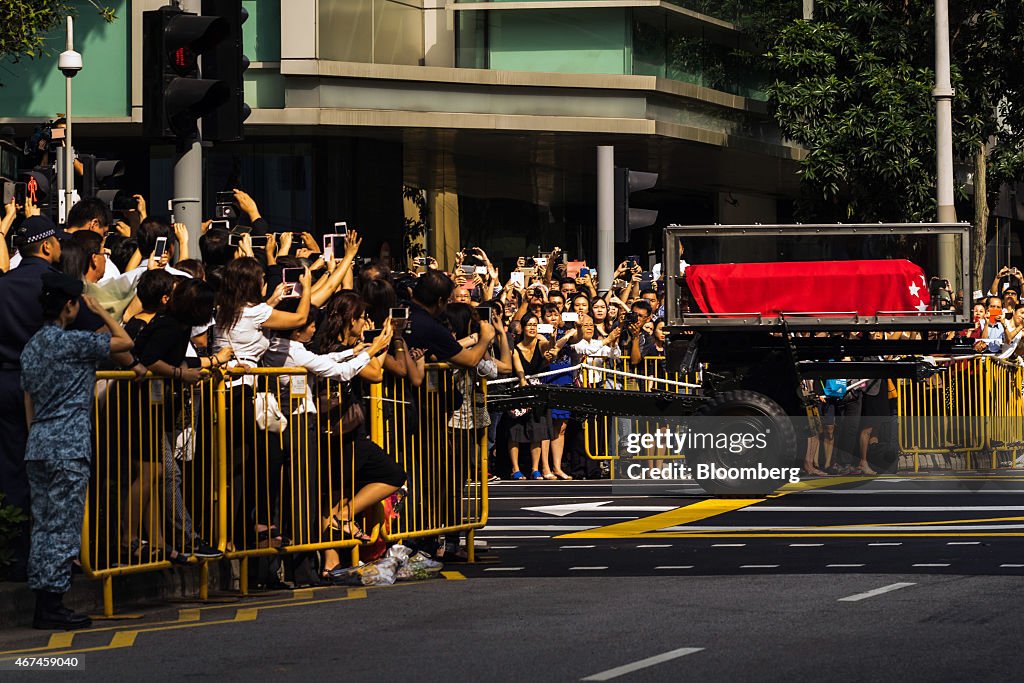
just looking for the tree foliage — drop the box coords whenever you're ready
[0,0,115,63]
[765,0,1024,224]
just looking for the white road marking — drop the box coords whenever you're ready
[488,546,518,549]
[913,563,950,567]
[741,505,1024,512]
[523,501,677,517]
[475,535,551,539]
[827,564,865,568]
[838,582,916,602]
[570,566,608,571]
[484,567,524,572]
[580,647,704,681]
[711,543,746,547]
[740,565,780,569]
[637,544,672,548]
[789,543,824,547]
[655,566,694,570]
[1000,564,1024,568]
[946,541,981,545]
[481,525,596,532]
[561,545,596,549]
[492,516,640,521]
[868,542,902,546]
[660,524,1024,532]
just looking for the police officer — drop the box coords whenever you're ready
[22,271,134,629]
[0,216,65,581]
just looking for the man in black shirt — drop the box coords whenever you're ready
[406,271,495,367]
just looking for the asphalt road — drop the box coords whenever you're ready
[1,473,1022,681]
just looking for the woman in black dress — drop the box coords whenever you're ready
[508,313,555,480]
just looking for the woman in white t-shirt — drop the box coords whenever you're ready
[212,257,312,549]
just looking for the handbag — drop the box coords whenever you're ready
[316,381,365,434]
[508,378,541,418]
[254,391,288,433]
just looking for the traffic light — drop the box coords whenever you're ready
[143,5,230,140]
[201,0,251,142]
[614,167,659,243]
[80,155,133,210]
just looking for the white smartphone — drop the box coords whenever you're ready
[282,268,304,298]
[333,221,348,236]
[509,272,525,288]
[210,220,230,231]
[322,233,343,260]
[475,266,488,275]
[534,257,548,268]
[153,236,168,260]
[537,323,555,335]
[561,312,579,323]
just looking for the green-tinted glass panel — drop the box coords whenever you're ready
[242,0,281,62]
[0,0,129,118]
[487,9,628,75]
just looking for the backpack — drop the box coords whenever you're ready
[821,378,848,399]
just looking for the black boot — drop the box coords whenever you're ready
[33,590,92,630]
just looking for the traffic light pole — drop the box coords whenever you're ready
[172,140,203,260]
[597,145,615,291]
[172,0,205,261]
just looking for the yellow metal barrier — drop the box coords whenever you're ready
[83,371,223,616]
[376,364,489,560]
[580,356,699,464]
[84,363,491,613]
[896,355,1024,471]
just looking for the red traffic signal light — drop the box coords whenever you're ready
[143,6,231,140]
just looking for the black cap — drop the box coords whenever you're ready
[41,271,84,299]
[17,215,70,244]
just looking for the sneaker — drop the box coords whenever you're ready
[406,551,443,574]
[187,538,224,559]
[488,474,501,483]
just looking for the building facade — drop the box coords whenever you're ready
[1,0,807,270]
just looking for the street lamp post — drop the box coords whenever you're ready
[934,0,958,278]
[58,16,82,225]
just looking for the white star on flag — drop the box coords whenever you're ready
[909,282,921,297]
[915,301,929,312]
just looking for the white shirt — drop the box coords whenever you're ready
[212,303,273,366]
[96,256,122,284]
[124,260,192,287]
[262,338,371,414]
[572,338,621,387]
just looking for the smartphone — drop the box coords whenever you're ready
[14,181,27,207]
[228,233,241,247]
[414,257,429,267]
[627,255,640,269]
[210,220,230,232]
[479,306,493,324]
[322,234,343,260]
[475,266,488,275]
[562,312,579,323]
[460,265,476,275]
[333,221,348,236]
[50,127,66,141]
[215,191,236,219]
[509,272,525,288]
[579,267,590,277]
[362,328,384,344]
[216,191,235,205]
[153,236,168,260]
[250,235,268,249]
[534,257,548,268]
[282,267,304,298]
[1,181,13,206]
[537,323,555,335]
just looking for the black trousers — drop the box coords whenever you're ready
[0,370,30,578]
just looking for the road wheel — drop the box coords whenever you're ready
[688,390,798,496]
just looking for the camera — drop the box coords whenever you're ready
[215,191,237,220]
[623,311,639,326]
[58,50,83,78]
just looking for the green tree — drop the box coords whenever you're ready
[766,1,1024,288]
[0,0,115,63]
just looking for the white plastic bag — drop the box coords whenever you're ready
[254,392,287,433]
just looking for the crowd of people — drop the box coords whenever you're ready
[4,182,1022,629]
[0,187,677,629]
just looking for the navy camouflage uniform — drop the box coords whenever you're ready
[21,324,109,593]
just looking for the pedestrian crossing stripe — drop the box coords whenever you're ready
[556,477,1024,539]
